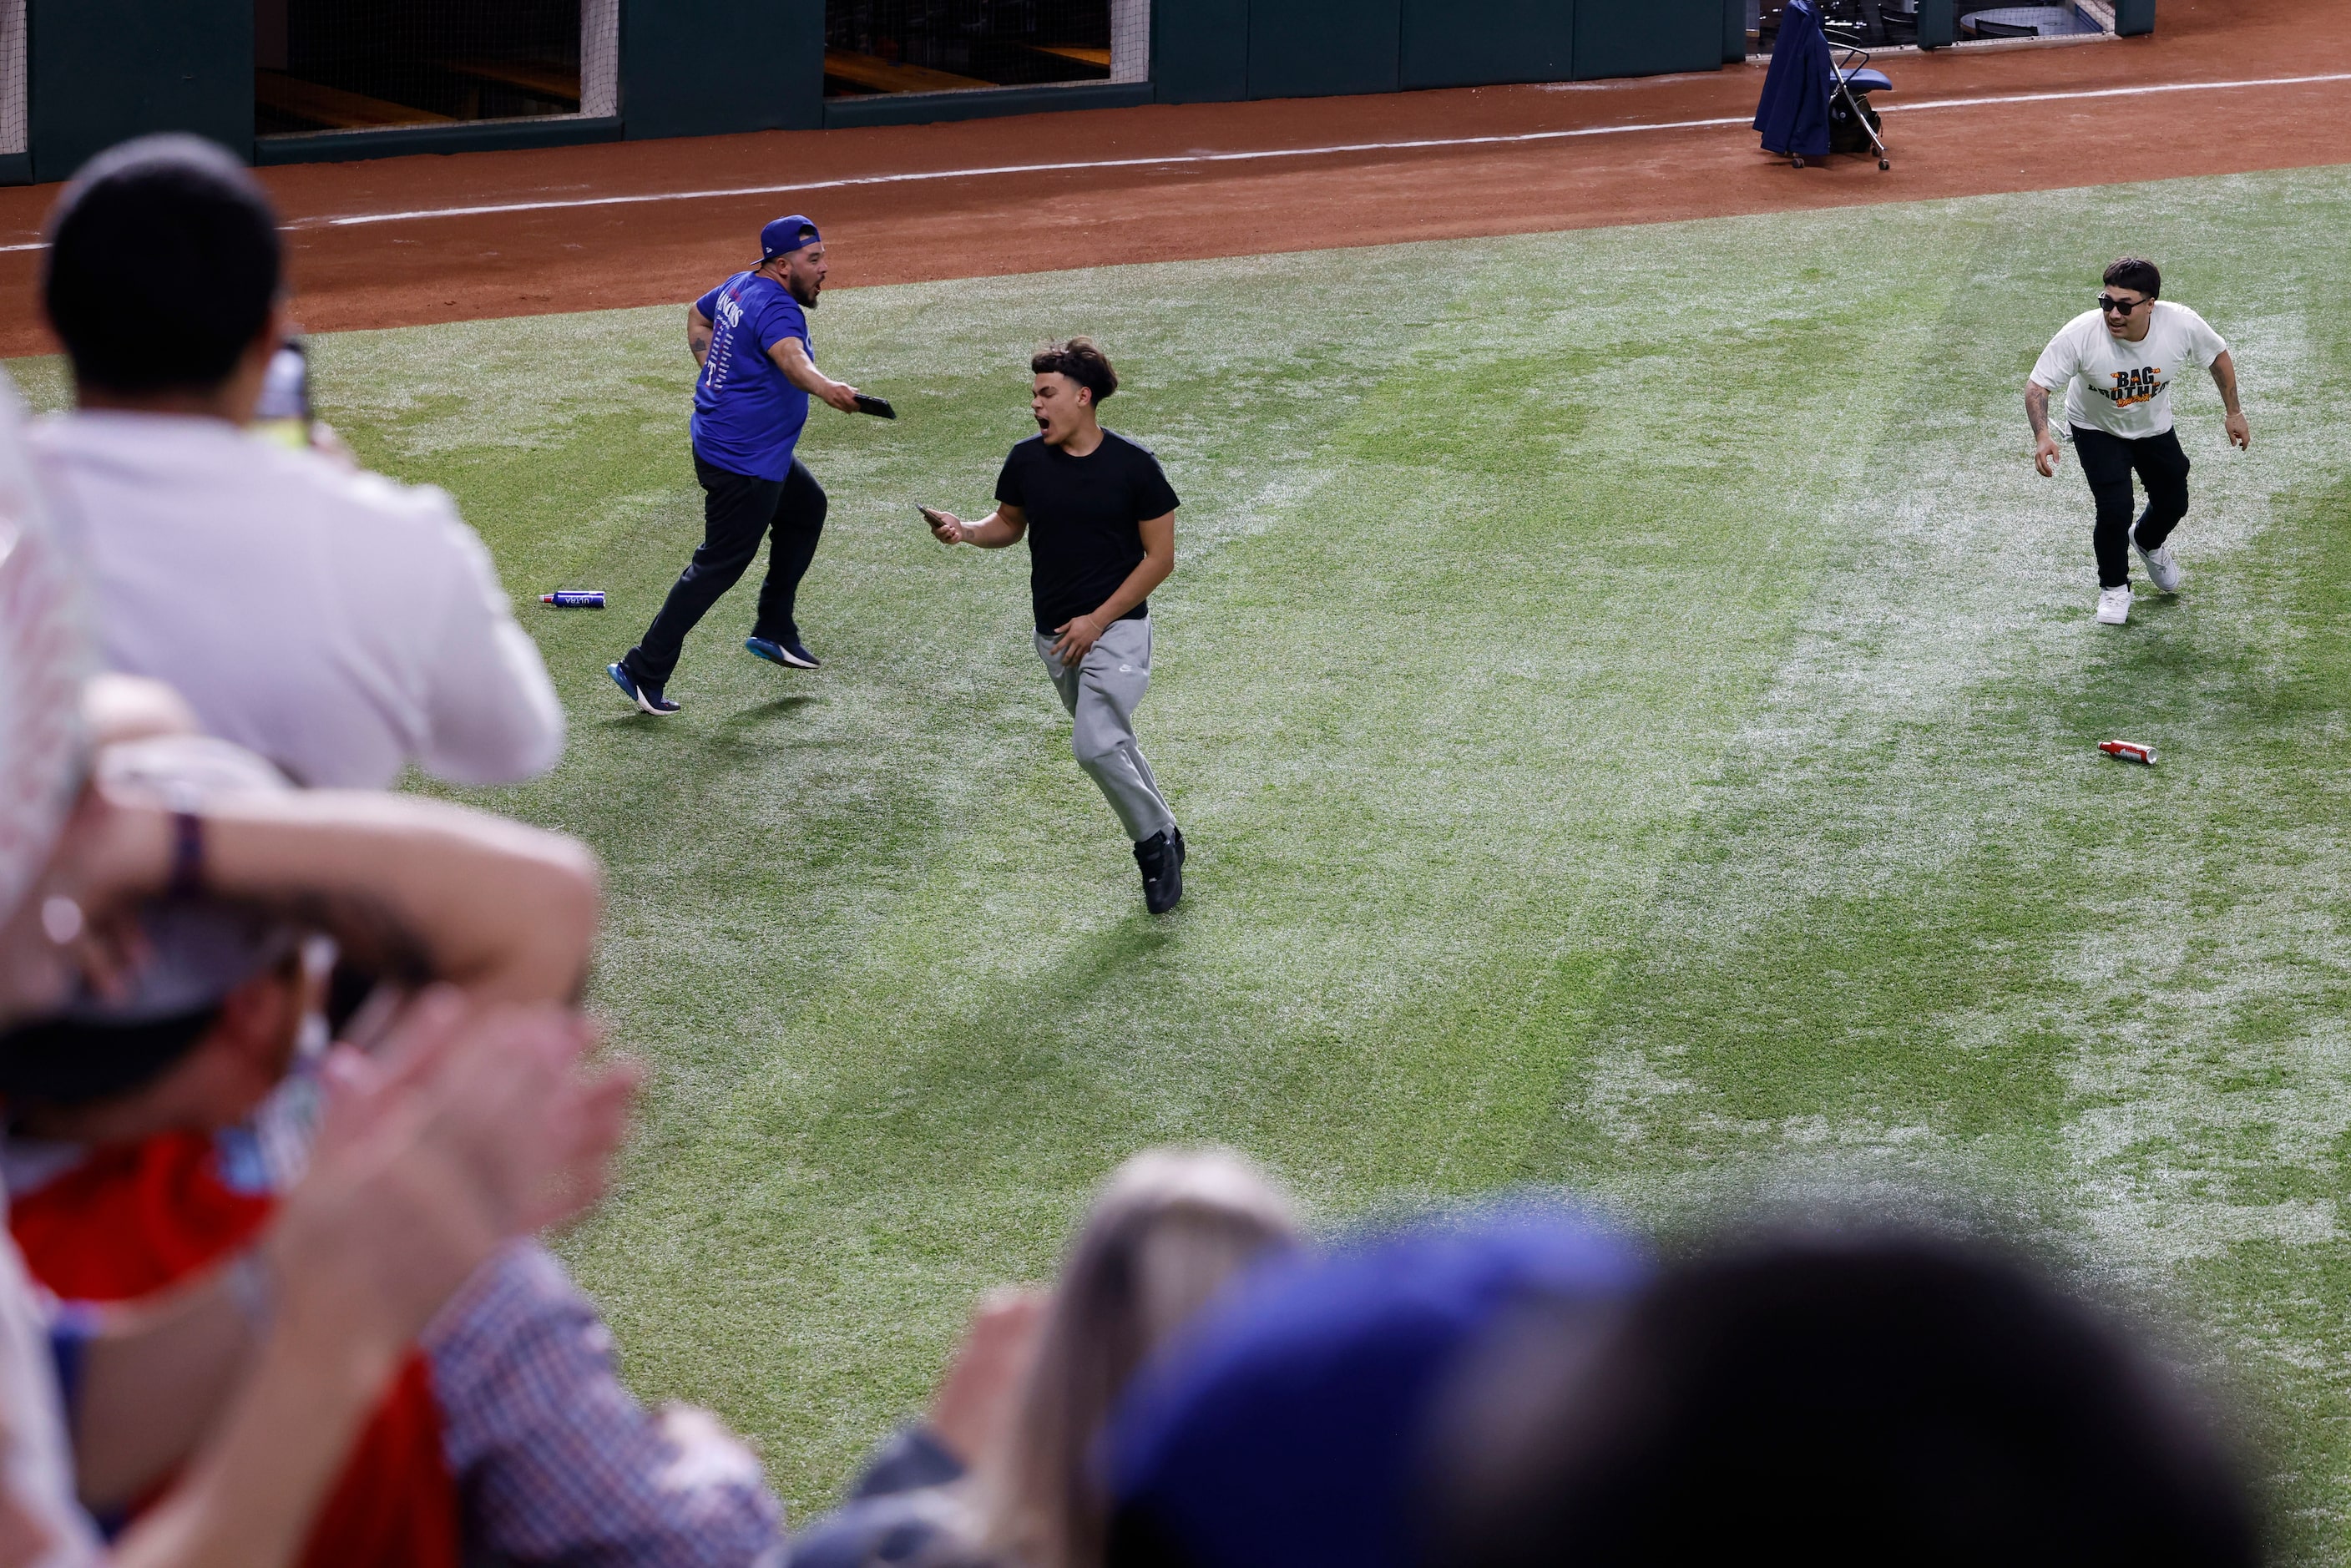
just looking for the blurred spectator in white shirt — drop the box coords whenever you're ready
[29,134,561,791]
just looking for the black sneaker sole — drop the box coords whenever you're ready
[609,664,680,716]
[747,640,819,670]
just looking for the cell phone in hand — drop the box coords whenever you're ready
[918,505,954,533]
[853,393,897,419]
[252,341,312,450]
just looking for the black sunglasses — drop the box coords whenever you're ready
[2097,295,2149,315]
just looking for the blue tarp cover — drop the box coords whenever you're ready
[1754,0,1834,159]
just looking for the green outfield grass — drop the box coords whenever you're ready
[18,161,2351,1548]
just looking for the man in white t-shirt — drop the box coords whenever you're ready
[30,135,562,789]
[2026,256,2250,625]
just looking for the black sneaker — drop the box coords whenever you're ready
[608,661,680,716]
[746,636,820,670]
[1135,829,1183,914]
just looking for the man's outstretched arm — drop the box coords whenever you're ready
[2211,350,2250,450]
[2025,380,2060,477]
[769,338,861,413]
[928,502,1028,549]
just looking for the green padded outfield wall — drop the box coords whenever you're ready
[1572,0,1722,78]
[1400,0,1575,91]
[13,0,1743,175]
[30,0,252,183]
[623,0,824,139]
[1247,0,1401,99]
[1154,0,1251,103]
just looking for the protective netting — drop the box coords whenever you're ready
[0,0,24,157]
[824,0,1151,97]
[580,0,619,118]
[256,0,615,137]
[1950,4,2107,38]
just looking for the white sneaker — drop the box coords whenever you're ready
[2096,584,2132,625]
[2131,524,2182,594]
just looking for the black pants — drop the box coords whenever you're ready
[2073,424,2190,589]
[624,455,827,688]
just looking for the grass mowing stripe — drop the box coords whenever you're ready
[1522,169,2351,1555]
[527,209,2002,1508]
[530,240,1893,1499]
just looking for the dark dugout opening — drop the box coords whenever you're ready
[255,0,616,136]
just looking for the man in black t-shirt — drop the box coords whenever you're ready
[924,337,1187,913]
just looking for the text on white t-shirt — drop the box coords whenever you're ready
[2029,301,2228,440]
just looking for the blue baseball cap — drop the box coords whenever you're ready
[761,214,822,260]
[1105,1201,1646,1568]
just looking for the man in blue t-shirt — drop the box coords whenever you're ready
[609,214,863,714]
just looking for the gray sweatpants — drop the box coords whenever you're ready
[1034,615,1176,844]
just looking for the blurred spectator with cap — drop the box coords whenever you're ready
[1425,1227,2260,1568]
[0,378,638,1568]
[1102,1206,2260,1568]
[1101,1202,1644,1568]
[788,1147,1299,1568]
[31,133,564,791]
[0,727,781,1568]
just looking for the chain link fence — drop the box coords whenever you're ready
[0,0,24,158]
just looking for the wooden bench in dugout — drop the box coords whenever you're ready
[255,69,453,129]
[822,49,993,94]
[434,59,583,117]
[1025,44,1112,68]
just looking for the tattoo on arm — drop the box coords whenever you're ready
[2210,353,2242,413]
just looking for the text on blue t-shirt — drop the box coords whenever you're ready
[690,271,811,481]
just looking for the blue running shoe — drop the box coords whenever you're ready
[607,662,680,715]
[746,635,820,670]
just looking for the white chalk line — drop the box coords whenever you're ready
[311,123,1759,228]
[0,67,2343,253]
[306,69,2351,229]
[1891,68,2351,113]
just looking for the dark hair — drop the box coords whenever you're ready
[1430,1231,2258,1568]
[43,134,283,395]
[2103,256,2162,300]
[1033,337,1119,404]
[0,1007,222,1106]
